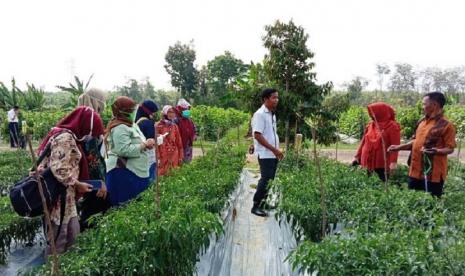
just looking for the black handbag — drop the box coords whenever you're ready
[9,141,67,240]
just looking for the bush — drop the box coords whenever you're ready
[191,105,249,141]
[338,106,368,140]
[396,106,422,139]
[274,151,465,274]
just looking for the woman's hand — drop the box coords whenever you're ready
[75,181,93,194]
[145,138,156,150]
[389,162,397,174]
[96,182,107,199]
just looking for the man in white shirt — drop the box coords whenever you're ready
[251,88,284,217]
[7,106,20,148]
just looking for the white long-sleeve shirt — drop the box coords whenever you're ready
[7,109,18,123]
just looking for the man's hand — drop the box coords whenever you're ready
[351,157,360,166]
[248,144,255,154]
[387,145,400,152]
[273,149,284,160]
[422,147,437,155]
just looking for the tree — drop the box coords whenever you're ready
[206,51,247,106]
[376,63,390,94]
[56,75,93,108]
[197,65,209,104]
[23,83,45,111]
[235,62,270,115]
[321,93,350,157]
[263,20,331,148]
[115,79,144,103]
[164,41,198,100]
[389,63,416,92]
[345,76,369,102]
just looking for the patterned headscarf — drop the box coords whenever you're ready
[37,106,104,180]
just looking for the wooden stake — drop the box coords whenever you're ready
[26,135,60,276]
[154,124,161,219]
[311,127,327,239]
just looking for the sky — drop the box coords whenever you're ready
[1,0,465,92]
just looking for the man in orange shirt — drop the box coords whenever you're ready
[388,92,456,197]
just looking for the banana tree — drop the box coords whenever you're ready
[56,74,93,109]
[0,78,24,110]
[23,83,45,111]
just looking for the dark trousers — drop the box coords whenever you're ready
[253,158,278,207]
[8,122,19,148]
[78,191,111,230]
[408,177,444,197]
[369,168,388,182]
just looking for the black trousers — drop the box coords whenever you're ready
[408,177,444,197]
[253,158,278,207]
[369,168,388,182]
[78,191,111,230]
[8,122,19,148]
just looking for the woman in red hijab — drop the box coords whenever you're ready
[175,99,196,163]
[37,106,104,254]
[353,102,401,181]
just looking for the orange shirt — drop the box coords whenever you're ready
[409,117,456,182]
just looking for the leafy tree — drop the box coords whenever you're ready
[263,20,331,148]
[389,63,416,92]
[235,62,271,115]
[206,51,247,106]
[115,79,144,103]
[345,76,369,102]
[196,65,209,104]
[376,63,390,94]
[164,41,198,100]
[56,75,93,108]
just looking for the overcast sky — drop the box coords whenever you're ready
[1,0,464,92]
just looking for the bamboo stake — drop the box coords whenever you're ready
[154,124,161,219]
[26,134,60,276]
[214,128,221,167]
[236,125,240,147]
[295,133,303,166]
[335,121,339,162]
[311,126,327,239]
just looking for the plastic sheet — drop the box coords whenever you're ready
[0,231,45,276]
[196,169,300,276]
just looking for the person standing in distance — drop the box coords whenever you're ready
[7,106,20,148]
[251,88,284,217]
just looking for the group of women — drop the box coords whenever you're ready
[36,89,195,254]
